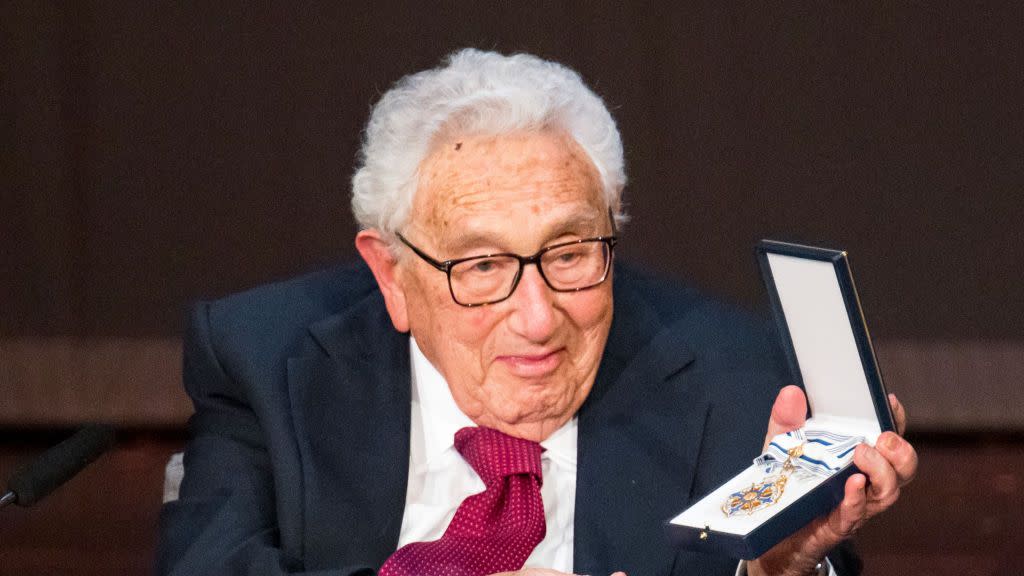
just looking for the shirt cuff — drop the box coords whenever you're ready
[735,557,837,576]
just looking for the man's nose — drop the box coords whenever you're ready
[506,264,558,342]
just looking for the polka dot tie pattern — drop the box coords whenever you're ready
[379,427,546,576]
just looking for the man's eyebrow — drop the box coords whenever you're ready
[442,209,608,255]
[545,210,606,238]
[442,231,506,255]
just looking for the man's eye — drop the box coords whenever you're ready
[549,249,584,267]
[471,259,498,273]
[557,251,582,263]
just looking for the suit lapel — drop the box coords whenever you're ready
[288,291,411,570]
[284,270,712,574]
[574,278,708,576]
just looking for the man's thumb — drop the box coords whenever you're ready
[764,385,808,448]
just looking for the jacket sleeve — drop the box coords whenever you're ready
[155,302,376,576]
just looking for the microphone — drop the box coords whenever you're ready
[1,425,116,509]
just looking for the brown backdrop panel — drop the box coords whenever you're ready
[3,338,1022,431]
[2,3,1022,426]
[3,432,1019,576]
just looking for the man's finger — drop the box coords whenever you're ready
[763,385,808,449]
[853,443,900,510]
[889,393,907,436]
[875,431,919,487]
[829,473,868,537]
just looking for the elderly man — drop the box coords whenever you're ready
[158,49,916,576]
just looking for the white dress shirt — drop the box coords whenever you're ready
[397,339,835,576]
[398,338,577,572]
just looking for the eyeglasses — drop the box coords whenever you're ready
[395,232,618,307]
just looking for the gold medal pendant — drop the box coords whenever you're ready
[721,474,789,516]
[722,444,803,517]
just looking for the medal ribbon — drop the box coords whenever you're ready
[755,428,864,479]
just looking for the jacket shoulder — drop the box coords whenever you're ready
[614,263,785,374]
[195,262,379,371]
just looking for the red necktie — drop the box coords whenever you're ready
[379,427,546,576]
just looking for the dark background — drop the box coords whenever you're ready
[1,2,1022,575]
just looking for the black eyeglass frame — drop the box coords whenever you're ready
[395,233,619,307]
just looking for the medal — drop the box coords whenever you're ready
[721,444,802,517]
[721,428,864,518]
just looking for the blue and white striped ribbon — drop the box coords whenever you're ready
[754,428,864,479]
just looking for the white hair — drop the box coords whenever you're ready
[351,48,627,235]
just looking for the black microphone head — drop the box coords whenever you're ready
[7,425,116,507]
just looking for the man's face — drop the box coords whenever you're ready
[396,130,614,441]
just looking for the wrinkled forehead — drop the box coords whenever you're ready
[408,130,608,247]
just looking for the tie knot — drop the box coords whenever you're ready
[454,427,543,484]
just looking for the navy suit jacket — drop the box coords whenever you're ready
[157,262,859,576]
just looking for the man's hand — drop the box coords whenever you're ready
[749,385,917,576]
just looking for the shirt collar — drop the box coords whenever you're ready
[410,337,475,465]
[541,414,577,467]
[410,337,577,467]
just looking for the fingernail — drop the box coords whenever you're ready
[862,444,881,461]
[882,433,900,451]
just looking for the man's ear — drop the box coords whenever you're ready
[355,229,410,332]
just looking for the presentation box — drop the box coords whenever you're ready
[665,240,896,560]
